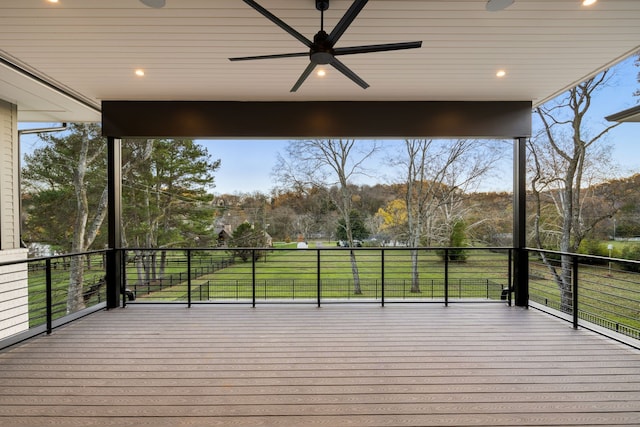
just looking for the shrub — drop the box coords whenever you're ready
[619,244,640,272]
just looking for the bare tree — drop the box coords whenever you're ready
[393,139,502,293]
[529,71,621,312]
[274,139,380,294]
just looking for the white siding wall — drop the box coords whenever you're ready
[0,248,29,339]
[0,100,20,250]
[0,101,29,339]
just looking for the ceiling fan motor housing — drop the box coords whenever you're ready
[311,31,334,64]
[316,1,329,11]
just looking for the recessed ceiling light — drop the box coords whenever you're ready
[317,69,326,77]
[486,0,514,12]
[582,0,597,6]
[496,70,507,77]
[135,69,145,77]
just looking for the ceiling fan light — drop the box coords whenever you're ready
[140,0,166,8]
[486,0,514,12]
[317,69,326,77]
[582,0,597,6]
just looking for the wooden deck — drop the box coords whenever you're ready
[1,304,639,426]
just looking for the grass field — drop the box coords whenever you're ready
[132,247,511,302]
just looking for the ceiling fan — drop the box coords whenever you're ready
[229,0,422,92]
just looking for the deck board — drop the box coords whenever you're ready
[1,304,639,426]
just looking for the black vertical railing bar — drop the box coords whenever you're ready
[251,249,256,307]
[572,254,579,329]
[45,258,53,335]
[187,249,192,308]
[381,249,385,307]
[316,250,321,308]
[444,248,449,307]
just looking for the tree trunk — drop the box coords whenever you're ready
[66,256,85,313]
[349,249,362,295]
[559,253,573,313]
[410,249,420,293]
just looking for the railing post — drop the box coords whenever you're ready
[121,251,127,308]
[507,249,513,306]
[381,249,385,307]
[252,249,256,308]
[187,249,192,308]
[45,258,52,335]
[316,249,321,308]
[513,137,529,307]
[444,249,449,307]
[106,137,123,309]
[572,255,579,329]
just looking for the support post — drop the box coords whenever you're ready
[106,137,122,309]
[513,137,529,307]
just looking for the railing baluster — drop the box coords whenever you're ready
[444,249,449,307]
[316,249,321,308]
[381,249,385,307]
[572,254,579,329]
[45,258,52,335]
[187,249,192,308]
[252,250,256,308]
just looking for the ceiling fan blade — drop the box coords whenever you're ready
[327,0,368,45]
[329,58,369,89]
[291,62,317,92]
[229,52,308,61]
[243,0,313,48]
[334,41,422,56]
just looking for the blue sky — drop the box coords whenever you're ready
[202,54,640,195]
[19,54,639,195]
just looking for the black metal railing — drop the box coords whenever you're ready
[527,248,640,342]
[3,245,640,350]
[121,247,513,307]
[0,250,108,349]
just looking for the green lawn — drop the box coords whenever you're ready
[135,248,511,301]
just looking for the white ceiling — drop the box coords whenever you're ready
[1,0,639,122]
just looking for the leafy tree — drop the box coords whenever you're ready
[22,123,108,313]
[228,222,266,262]
[442,219,468,262]
[22,128,220,312]
[122,138,220,286]
[336,210,370,242]
[376,199,409,244]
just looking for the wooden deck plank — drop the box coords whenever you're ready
[1,304,639,426]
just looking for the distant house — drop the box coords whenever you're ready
[216,228,231,247]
